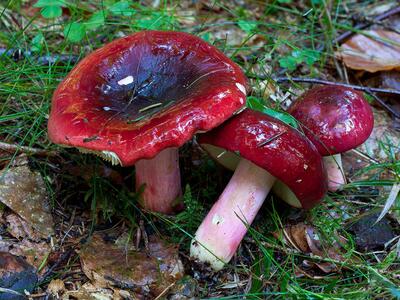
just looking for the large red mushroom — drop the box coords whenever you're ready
[287,85,374,191]
[190,109,327,270]
[48,31,247,214]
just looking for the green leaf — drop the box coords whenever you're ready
[108,0,135,16]
[278,56,298,71]
[199,32,211,42]
[64,22,86,43]
[136,18,157,30]
[31,32,45,52]
[302,49,320,65]
[238,20,258,33]
[246,96,268,112]
[311,0,323,5]
[33,0,65,8]
[291,50,305,64]
[246,96,299,128]
[390,287,400,299]
[135,13,164,30]
[85,10,107,31]
[40,5,62,18]
[279,49,320,71]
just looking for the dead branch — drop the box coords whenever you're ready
[0,142,57,157]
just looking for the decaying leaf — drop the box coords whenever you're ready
[337,30,400,72]
[347,212,396,251]
[0,212,52,271]
[6,213,42,241]
[380,71,400,91]
[79,233,184,298]
[0,238,51,270]
[0,252,38,296]
[274,223,347,274]
[0,161,54,237]
[359,107,400,161]
[47,279,66,298]
[62,282,131,300]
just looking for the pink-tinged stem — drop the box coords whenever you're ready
[135,147,182,214]
[324,154,346,192]
[190,158,275,270]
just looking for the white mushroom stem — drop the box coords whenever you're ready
[190,158,275,270]
[324,154,346,192]
[135,147,182,214]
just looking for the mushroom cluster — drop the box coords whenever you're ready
[190,85,374,270]
[48,31,374,271]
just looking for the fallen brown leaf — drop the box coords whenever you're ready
[289,223,310,253]
[8,239,51,270]
[0,252,38,295]
[47,279,65,298]
[6,213,42,241]
[359,107,400,161]
[276,223,347,274]
[62,282,124,300]
[337,30,400,72]
[0,161,54,237]
[79,233,184,297]
[346,212,396,251]
[381,71,400,91]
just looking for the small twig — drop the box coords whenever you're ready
[135,225,141,249]
[334,5,400,45]
[255,76,400,96]
[0,48,78,65]
[260,240,371,270]
[30,292,47,298]
[38,249,74,284]
[154,282,175,300]
[317,5,400,51]
[342,199,384,207]
[257,131,286,147]
[349,149,397,177]
[0,288,23,296]
[365,89,400,118]
[249,75,400,119]
[139,220,149,253]
[0,141,57,156]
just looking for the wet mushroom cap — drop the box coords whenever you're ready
[288,86,374,156]
[199,109,327,209]
[48,31,247,166]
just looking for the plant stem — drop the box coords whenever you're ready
[190,158,275,270]
[135,147,182,214]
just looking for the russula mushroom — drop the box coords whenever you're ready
[48,31,247,214]
[286,85,374,191]
[190,109,327,270]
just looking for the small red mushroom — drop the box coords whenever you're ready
[190,109,327,270]
[48,31,247,214]
[287,85,374,191]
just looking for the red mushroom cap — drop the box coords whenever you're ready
[198,109,327,209]
[288,86,374,156]
[48,31,247,166]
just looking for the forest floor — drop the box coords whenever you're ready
[0,0,399,299]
